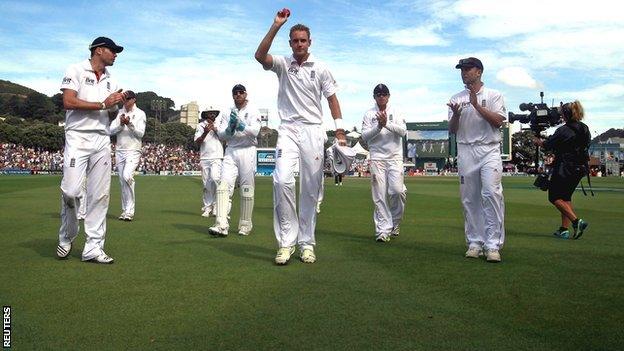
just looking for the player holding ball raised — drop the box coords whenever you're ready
[255,8,347,265]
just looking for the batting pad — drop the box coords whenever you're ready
[215,181,230,226]
[239,185,254,230]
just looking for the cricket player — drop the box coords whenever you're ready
[361,84,407,242]
[448,57,506,263]
[255,8,347,264]
[109,90,146,221]
[56,36,127,264]
[209,84,260,236]
[194,109,223,217]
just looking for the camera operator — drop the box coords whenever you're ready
[533,101,590,239]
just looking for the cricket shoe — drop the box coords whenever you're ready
[209,225,228,237]
[201,210,212,218]
[274,246,295,265]
[552,228,570,239]
[56,242,72,259]
[572,219,588,240]
[238,226,252,236]
[376,234,391,243]
[118,213,127,220]
[83,252,114,264]
[486,250,501,263]
[316,201,322,214]
[465,247,483,259]
[123,215,133,222]
[390,225,400,237]
[300,247,316,263]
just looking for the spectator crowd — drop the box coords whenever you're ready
[1,143,202,174]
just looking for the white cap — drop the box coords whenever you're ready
[332,144,357,175]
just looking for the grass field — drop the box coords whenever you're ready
[1,175,623,350]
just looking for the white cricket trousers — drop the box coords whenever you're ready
[58,131,111,260]
[220,146,256,219]
[273,122,324,249]
[370,159,406,237]
[457,143,505,251]
[200,158,222,211]
[116,149,141,217]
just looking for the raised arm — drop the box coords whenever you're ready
[254,9,290,69]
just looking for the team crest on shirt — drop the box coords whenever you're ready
[276,149,282,158]
[85,77,95,86]
[389,114,393,121]
[310,70,316,80]
[288,65,299,76]
[481,99,486,107]
[460,175,464,184]
[70,158,75,167]
[107,82,111,91]
[62,77,71,85]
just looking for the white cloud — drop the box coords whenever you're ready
[359,24,449,47]
[496,67,540,89]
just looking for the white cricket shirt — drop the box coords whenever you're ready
[110,105,146,151]
[361,103,407,161]
[268,54,338,125]
[60,59,120,134]
[195,117,224,160]
[448,86,506,145]
[216,103,261,148]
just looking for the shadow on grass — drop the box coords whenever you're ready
[165,235,274,263]
[19,237,71,259]
[162,210,197,217]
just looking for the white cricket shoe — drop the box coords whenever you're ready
[238,226,252,236]
[376,234,391,243]
[83,252,114,264]
[56,242,72,259]
[486,250,501,263]
[201,210,212,218]
[316,201,321,214]
[390,225,400,237]
[465,247,483,259]
[275,246,295,265]
[123,215,133,222]
[209,225,228,236]
[300,248,316,263]
[118,213,126,220]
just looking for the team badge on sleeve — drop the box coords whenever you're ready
[62,77,72,85]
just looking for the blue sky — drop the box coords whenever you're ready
[1,0,622,136]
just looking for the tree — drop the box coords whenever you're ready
[50,93,64,113]
[5,95,24,116]
[20,123,64,150]
[160,122,195,147]
[22,92,55,121]
[0,121,23,144]
[135,91,175,121]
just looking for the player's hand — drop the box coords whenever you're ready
[204,122,213,133]
[376,110,387,128]
[533,136,544,146]
[465,83,479,107]
[447,102,462,117]
[274,8,290,25]
[103,89,124,108]
[335,129,347,146]
[119,114,128,125]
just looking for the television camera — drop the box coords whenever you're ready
[508,92,564,190]
[508,92,562,133]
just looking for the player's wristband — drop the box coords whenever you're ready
[334,118,344,131]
